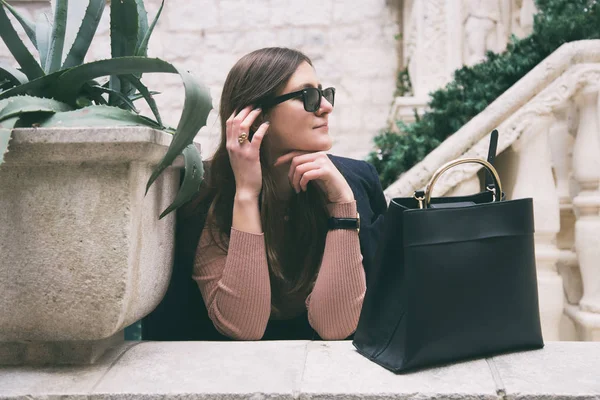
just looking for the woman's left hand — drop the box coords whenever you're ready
[273,151,355,204]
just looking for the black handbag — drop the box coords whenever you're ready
[353,131,544,373]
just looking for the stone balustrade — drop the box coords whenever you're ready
[384,40,600,342]
[1,341,599,399]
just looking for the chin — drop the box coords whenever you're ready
[285,132,332,153]
[306,137,332,152]
[316,131,334,149]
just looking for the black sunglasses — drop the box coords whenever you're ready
[260,87,335,112]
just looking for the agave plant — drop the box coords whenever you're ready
[0,0,212,218]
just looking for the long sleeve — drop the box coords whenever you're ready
[192,227,271,340]
[306,200,366,340]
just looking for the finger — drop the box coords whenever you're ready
[250,122,269,152]
[287,152,315,184]
[273,150,311,167]
[240,108,262,133]
[299,169,324,192]
[286,152,316,184]
[289,151,328,169]
[288,152,327,184]
[292,161,320,193]
[226,111,236,142]
[231,106,254,135]
[226,111,235,124]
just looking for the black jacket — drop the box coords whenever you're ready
[142,155,387,341]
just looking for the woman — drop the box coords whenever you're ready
[191,47,387,341]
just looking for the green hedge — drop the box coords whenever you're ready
[369,0,600,189]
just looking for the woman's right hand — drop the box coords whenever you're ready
[226,106,270,199]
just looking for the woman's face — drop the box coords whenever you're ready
[264,61,334,158]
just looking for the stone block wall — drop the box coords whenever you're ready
[0,0,401,160]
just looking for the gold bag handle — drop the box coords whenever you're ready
[416,158,503,209]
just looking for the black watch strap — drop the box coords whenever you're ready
[328,213,360,232]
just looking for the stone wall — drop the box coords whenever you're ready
[0,0,401,160]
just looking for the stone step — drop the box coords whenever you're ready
[1,341,599,399]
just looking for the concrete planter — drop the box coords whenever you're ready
[0,127,179,365]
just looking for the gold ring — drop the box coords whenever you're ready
[238,133,248,144]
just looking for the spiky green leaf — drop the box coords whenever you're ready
[62,0,105,69]
[0,95,71,122]
[145,68,212,195]
[0,68,63,100]
[54,57,178,101]
[110,0,140,103]
[52,57,213,199]
[89,84,139,112]
[133,0,149,56]
[0,5,44,80]
[110,0,138,58]
[122,74,162,126]
[46,0,68,73]
[0,63,29,88]
[0,115,18,165]
[0,116,16,129]
[0,129,10,164]
[79,82,108,106]
[159,143,204,219]
[37,105,161,128]
[35,13,51,71]
[1,79,12,91]
[108,75,122,106]
[130,90,160,101]
[0,0,36,47]
[135,0,163,57]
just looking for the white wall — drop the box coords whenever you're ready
[0,0,401,160]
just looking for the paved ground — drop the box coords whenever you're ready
[1,341,599,399]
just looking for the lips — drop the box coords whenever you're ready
[314,123,328,129]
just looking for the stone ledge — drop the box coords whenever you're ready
[0,341,599,399]
[5,127,173,165]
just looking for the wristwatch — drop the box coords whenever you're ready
[328,212,360,233]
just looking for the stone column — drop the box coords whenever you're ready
[392,0,460,128]
[572,87,600,315]
[512,119,563,341]
[549,104,581,306]
[549,103,580,341]
[404,0,454,99]
[517,0,536,36]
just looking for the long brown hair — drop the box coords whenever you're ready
[202,47,329,308]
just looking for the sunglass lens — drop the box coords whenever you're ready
[303,88,320,112]
[323,88,335,107]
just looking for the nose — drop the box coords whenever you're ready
[316,95,333,114]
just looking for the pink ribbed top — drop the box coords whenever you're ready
[192,200,366,341]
